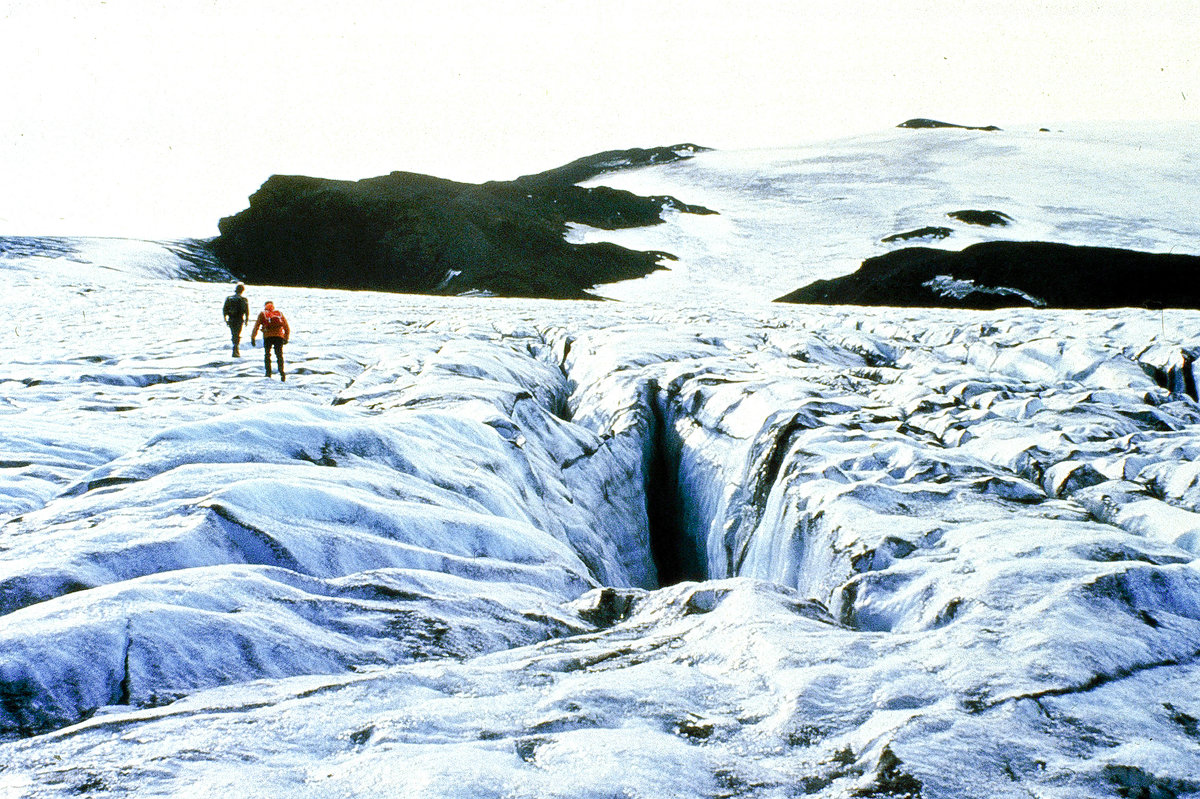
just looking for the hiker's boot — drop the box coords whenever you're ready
[233,347,240,357]
[280,372,286,382]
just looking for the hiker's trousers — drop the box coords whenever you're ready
[263,336,285,376]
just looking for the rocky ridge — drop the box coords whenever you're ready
[212,145,715,300]
[776,241,1200,309]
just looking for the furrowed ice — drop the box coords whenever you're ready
[2,123,1200,798]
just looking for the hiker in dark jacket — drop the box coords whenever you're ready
[222,283,250,357]
[250,301,290,381]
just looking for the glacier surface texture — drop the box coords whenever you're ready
[2,124,1200,798]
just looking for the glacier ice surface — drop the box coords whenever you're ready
[3,125,1200,797]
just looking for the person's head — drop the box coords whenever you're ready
[264,301,274,310]
[235,283,245,294]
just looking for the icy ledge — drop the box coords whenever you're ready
[2,289,1200,796]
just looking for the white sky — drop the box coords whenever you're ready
[2,0,1197,238]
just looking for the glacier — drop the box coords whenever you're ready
[2,123,1200,798]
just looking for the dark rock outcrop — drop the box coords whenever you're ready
[897,118,1002,131]
[775,241,1200,309]
[881,226,953,243]
[948,210,1012,227]
[213,145,716,300]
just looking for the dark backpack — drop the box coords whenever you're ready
[224,295,247,321]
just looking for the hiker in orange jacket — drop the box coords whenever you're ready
[250,301,291,381]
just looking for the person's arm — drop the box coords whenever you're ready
[281,315,290,344]
[250,313,263,344]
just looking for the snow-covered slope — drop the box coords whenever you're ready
[2,125,1200,798]
[578,122,1200,305]
[0,236,230,283]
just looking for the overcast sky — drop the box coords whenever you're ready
[2,0,1196,237]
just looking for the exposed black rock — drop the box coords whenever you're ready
[948,210,1012,227]
[775,241,1200,310]
[897,118,1002,131]
[852,746,923,798]
[213,145,716,300]
[881,227,953,243]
